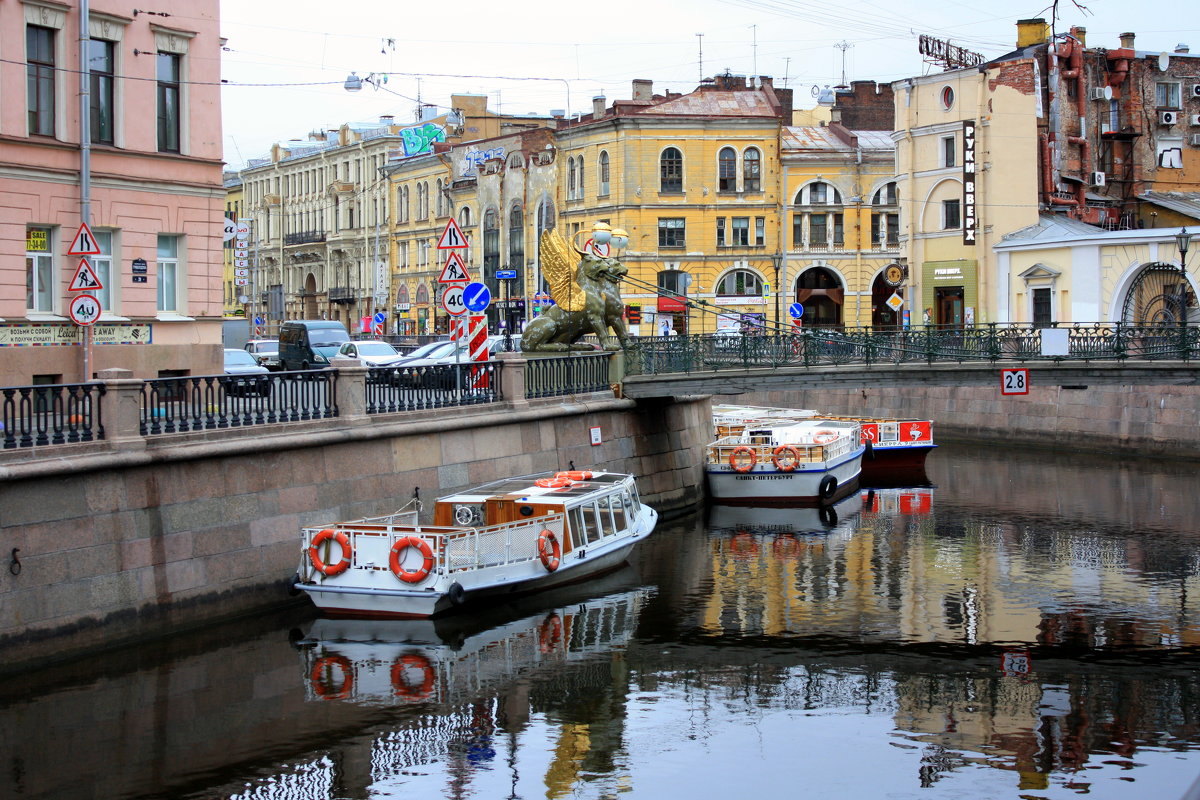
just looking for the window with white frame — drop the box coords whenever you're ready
[1155,81,1182,108]
[26,227,55,313]
[92,230,113,311]
[743,147,761,192]
[658,218,685,248]
[871,182,899,249]
[156,52,181,152]
[459,206,471,229]
[27,25,56,137]
[577,158,584,199]
[716,217,726,247]
[89,38,115,145]
[156,234,181,312]
[942,135,956,168]
[731,217,750,246]
[660,147,683,192]
[398,185,409,222]
[754,216,765,246]
[598,151,610,196]
[792,182,844,252]
[716,269,762,297]
[568,157,577,199]
[718,147,737,192]
[942,198,961,229]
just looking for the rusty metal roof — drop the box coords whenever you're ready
[634,91,779,118]
[782,126,893,152]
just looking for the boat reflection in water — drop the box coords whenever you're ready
[299,571,653,709]
[707,490,865,536]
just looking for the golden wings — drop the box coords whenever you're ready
[539,229,586,312]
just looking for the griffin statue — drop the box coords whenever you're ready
[520,226,633,353]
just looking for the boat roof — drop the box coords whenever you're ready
[439,470,634,504]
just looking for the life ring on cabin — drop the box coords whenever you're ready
[538,613,564,653]
[819,504,838,527]
[308,529,352,576]
[310,654,354,700]
[771,444,802,472]
[391,653,435,700]
[390,536,435,583]
[535,476,574,488]
[813,430,838,445]
[537,529,561,572]
[729,446,757,473]
[818,475,838,501]
[554,470,594,481]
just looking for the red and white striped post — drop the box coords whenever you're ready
[468,314,489,389]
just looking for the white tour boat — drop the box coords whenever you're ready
[705,417,865,506]
[295,470,657,619]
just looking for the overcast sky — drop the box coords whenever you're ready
[219,0,1197,170]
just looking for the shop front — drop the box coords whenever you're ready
[921,260,978,328]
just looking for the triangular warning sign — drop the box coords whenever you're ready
[68,222,101,255]
[68,257,105,292]
[437,251,471,284]
[436,218,468,250]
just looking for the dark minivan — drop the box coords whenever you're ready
[278,320,352,370]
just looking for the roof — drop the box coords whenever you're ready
[634,90,779,118]
[1140,192,1200,220]
[782,126,894,152]
[999,214,1114,244]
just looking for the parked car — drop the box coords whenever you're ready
[335,340,403,365]
[223,348,270,396]
[278,320,352,370]
[243,339,280,371]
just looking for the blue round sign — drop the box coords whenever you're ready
[373,311,387,324]
[788,302,805,319]
[253,316,264,325]
[463,281,491,313]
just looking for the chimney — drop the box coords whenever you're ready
[1016,18,1049,47]
[1120,32,1135,49]
[632,79,653,101]
[593,95,606,120]
[1070,26,1086,47]
[549,109,565,119]
[1176,43,1191,54]
[379,115,394,125]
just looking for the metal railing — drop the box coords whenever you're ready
[626,322,1200,375]
[365,361,502,413]
[1,382,105,449]
[525,353,612,399]
[141,371,338,435]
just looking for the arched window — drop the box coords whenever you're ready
[718,147,737,192]
[715,269,763,297]
[577,157,584,199]
[598,151,610,195]
[660,147,683,192]
[397,185,409,223]
[791,182,845,253]
[508,203,524,272]
[743,147,761,192]
[483,208,500,281]
[435,178,445,217]
[870,181,899,250]
[459,206,471,229]
[567,157,577,199]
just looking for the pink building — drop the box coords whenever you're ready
[0,0,225,385]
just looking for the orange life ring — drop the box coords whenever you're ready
[813,430,838,445]
[729,446,757,473]
[537,529,561,572]
[391,653,435,700]
[390,536,435,583]
[554,470,594,481]
[538,613,564,653]
[771,444,802,472]
[308,529,352,576]
[535,476,574,488]
[310,654,354,700]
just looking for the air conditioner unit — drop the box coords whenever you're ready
[1191,84,1200,99]
[1089,87,1109,101]
[1160,110,1178,125]
[1191,114,1200,126]
[1091,171,1107,186]
[1191,134,1200,147]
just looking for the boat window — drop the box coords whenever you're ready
[567,506,587,550]
[610,492,628,532]
[598,495,617,537]
[627,483,642,514]
[581,502,602,543]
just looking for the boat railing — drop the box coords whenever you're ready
[707,435,855,466]
[442,514,567,573]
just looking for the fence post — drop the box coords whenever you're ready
[497,351,529,408]
[330,358,368,421]
[97,368,146,447]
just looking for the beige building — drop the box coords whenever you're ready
[0,0,226,384]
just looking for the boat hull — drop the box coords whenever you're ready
[706,445,865,506]
[859,444,935,486]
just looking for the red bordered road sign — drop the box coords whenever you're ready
[441,284,467,316]
[438,251,471,283]
[69,293,101,326]
[68,222,101,255]
[68,257,104,292]
[436,218,468,249]
[1000,367,1029,395]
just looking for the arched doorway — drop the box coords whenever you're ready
[303,273,318,319]
[794,267,843,327]
[1120,263,1192,325]
[870,270,902,328]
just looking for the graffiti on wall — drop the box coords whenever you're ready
[461,147,506,176]
[400,123,447,157]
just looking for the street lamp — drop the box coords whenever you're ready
[1177,227,1192,327]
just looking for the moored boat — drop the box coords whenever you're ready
[705,417,865,506]
[295,470,657,619]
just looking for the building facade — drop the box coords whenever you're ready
[0,0,226,385]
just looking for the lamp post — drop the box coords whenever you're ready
[1177,227,1193,356]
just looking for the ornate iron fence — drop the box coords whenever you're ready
[365,362,503,413]
[525,353,612,399]
[1,382,105,449]
[625,323,1200,375]
[140,371,338,435]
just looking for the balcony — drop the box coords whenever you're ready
[328,287,357,305]
[284,231,327,246]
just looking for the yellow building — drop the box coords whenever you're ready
[223,174,245,319]
[553,75,792,335]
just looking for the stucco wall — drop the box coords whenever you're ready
[0,394,711,673]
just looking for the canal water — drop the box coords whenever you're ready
[3,442,1200,800]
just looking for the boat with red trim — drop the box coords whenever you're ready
[295,470,657,619]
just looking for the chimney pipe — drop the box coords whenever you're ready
[632,79,653,101]
[1016,18,1049,47]
[1119,32,1136,49]
[592,95,606,120]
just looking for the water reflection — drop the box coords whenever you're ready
[3,443,1200,799]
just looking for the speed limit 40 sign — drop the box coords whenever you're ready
[441,284,467,316]
[69,293,101,326]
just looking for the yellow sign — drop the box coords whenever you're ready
[26,229,49,251]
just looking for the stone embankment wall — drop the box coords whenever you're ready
[0,380,710,674]
[723,383,1200,459]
